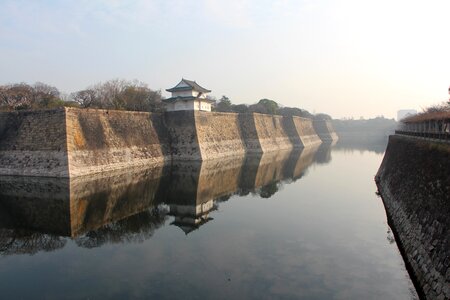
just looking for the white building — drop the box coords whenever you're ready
[163,79,214,112]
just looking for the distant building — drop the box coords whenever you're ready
[397,109,417,121]
[163,79,214,112]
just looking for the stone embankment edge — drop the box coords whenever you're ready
[375,135,450,300]
[0,108,339,177]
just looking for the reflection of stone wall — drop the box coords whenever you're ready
[284,145,321,180]
[313,141,335,165]
[252,150,292,188]
[159,157,245,206]
[0,176,71,235]
[196,157,245,201]
[376,135,450,300]
[0,166,164,238]
[69,166,164,236]
[0,145,325,249]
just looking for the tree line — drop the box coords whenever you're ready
[0,79,164,112]
[0,80,332,120]
[212,95,328,119]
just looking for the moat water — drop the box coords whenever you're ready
[0,139,418,299]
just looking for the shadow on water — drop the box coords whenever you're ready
[0,143,335,254]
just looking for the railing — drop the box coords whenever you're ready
[395,130,450,141]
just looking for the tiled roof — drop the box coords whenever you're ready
[166,79,211,93]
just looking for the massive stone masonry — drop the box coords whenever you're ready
[376,135,450,300]
[0,107,338,177]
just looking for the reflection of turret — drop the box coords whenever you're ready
[159,157,245,234]
[0,145,324,250]
[169,199,215,234]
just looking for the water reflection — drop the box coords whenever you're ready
[0,141,418,300]
[333,135,388,154]
[0,144,328,253]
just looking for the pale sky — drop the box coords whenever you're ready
[0,0,449,119]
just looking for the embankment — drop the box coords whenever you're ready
[194,111,246,159]
[0,109,69,177]
[0,108,339,177]
[166,112,326,158]
[66,108,169,177]
[293,117,322,146]
[313,119,339,142]
[376,135,450,300]
[250,113,294,152]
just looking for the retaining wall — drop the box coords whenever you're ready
[252,113,294,152]
[313,119,339,142]
[0,109,69,177]
[293,117,323,146]
[66,108,169,176]
[194,111,246,159]
[164,110,201,160]
[0,108,338,177]
[376,135,450,300]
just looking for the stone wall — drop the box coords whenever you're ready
[237,113,261,151]
[0,108,338,177]
[376,135,450,300]
[194,111,246,159]
[293,117,322,146]
[0,176,71,235]
[66,108,169,176]
[167,112,324,159]
[164,110,201,160]
[252,113,294,152]
[0,109,69,177]
[313,119,339,142]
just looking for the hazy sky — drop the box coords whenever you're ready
[1,0,449,119]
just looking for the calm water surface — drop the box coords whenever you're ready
[0,141,418,299]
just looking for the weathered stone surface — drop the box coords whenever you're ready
[313,119,339,142]
[0,108,338,177]
[66,108,169,176]
[0,109,69,177]
[194,111,246,159]
[376,135,450,300]
[251,113,294,152]
[292,116,323,147]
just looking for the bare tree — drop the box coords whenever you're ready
[0,83,34,110]
[71,89,98,108]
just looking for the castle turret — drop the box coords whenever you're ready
[163,79,214,112]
